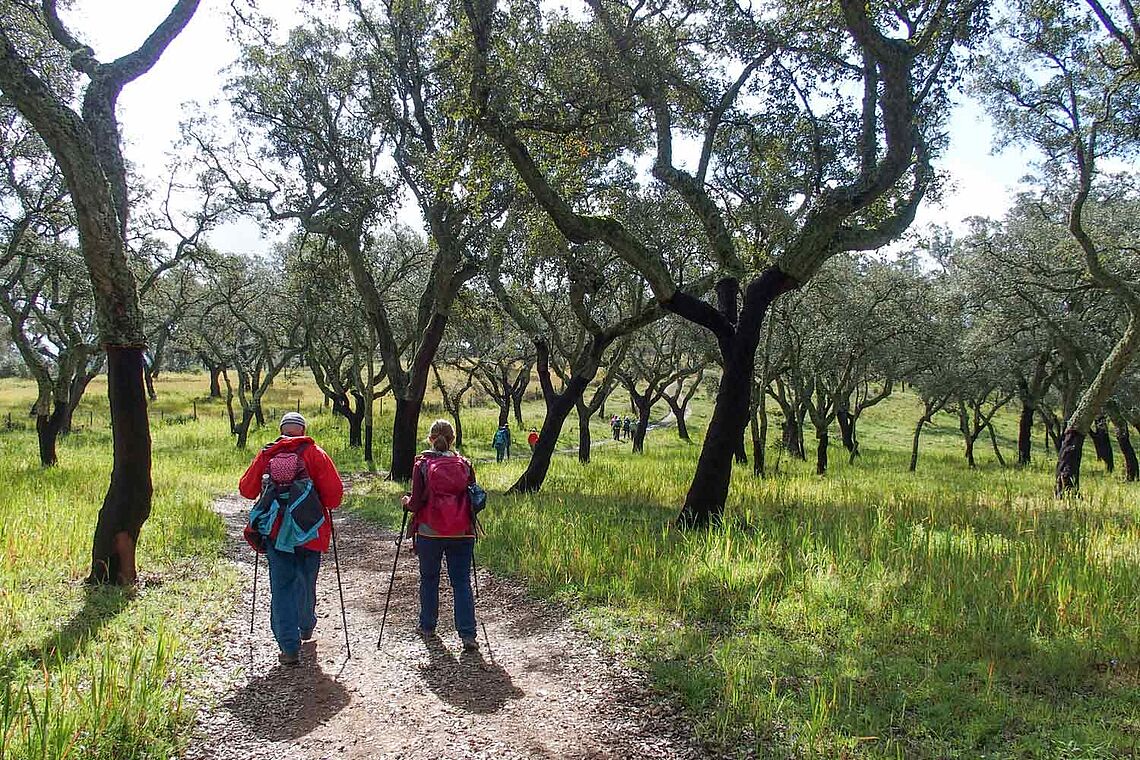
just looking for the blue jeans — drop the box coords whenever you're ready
[266,545,320,655]
[416,536,476,639]
[495,445,506,462]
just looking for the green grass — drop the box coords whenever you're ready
[0,369,562,759]
[3,370,1139,758]
[0,372,378,760]
[352,393,1140,759]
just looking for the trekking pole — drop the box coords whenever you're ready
[377,509,409,650]
[249,550,260,636]
[330,519,351,659]
[470,538,495,665]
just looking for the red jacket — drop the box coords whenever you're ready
[239,436,344,552]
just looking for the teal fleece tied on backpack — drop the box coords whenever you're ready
[248,479,326,553]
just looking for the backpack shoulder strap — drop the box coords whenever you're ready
[417,456,431,496]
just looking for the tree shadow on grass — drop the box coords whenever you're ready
[222,659,350,741]
[417,633,524,714]
[1,584,132,677]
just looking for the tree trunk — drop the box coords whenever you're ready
[754,397,768,478]
[795,407,808,458]
[512,389,525,427]
[87,347,153,586]
[750,410,763,477]
[734,432,747,464]
[36,402,68,467]
[576,400,592,464]
[330,392,361,448]
[666,394,691,441]
[959,407,976,468]
[223,371,237,434]
[1,5,201,586]
[677,352,752,526]
[1115,422,1138,482]
[1040,409,1062,453]
[633,403,651,453]
[815,427,828,476]
[497,402,510,427]
[509,387,581,493]
[234,408,255,449]
[364,349,376,466]
[987,424,1007,468]
[61,370,96,437]
[674,269,796,527]
[1017,401,1034,466]
[1055,310,1140,493]
[1090,418,1114,473]
[343,393,366,449]
[846,415,859,464]
[1055,429,1085,496]
[910,415,928,472]
[390,397,423,481]
[364,418,374,467]
[253,402,265,428]
[388,315,448,481]
[836,407,855,453]
[347,412,364,448]
[452,409,464,450]
[209,364,223,398]
[782,417,805,459]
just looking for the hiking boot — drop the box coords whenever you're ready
[415,626,437,638]
[278,650,300,667]
[461,637,479,652]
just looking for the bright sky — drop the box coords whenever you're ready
[69,0,1033,256]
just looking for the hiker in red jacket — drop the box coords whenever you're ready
[240,412,343,665]
[402,419,480,651]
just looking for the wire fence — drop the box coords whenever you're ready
[0,398,354,435]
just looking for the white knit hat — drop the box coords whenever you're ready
[280,411,307,430]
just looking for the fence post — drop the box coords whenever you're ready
[5,411,10,430]
[192,400,198,421]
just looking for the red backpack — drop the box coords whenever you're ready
[416,454,474,536]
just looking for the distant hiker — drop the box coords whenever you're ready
[527,427,539,452]
[402,419,480,652]
[611,414,621,441]
[622,415,633,440]
[240,412,343,667]
[492,423,511,462]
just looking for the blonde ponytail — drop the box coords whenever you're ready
[429,419,455,452]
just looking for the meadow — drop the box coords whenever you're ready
[1,372,1138,758]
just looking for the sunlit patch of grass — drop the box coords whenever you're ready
[0,370,558,759]
[0,381,250,760]
[354,396,1140,759]
[5,369,1138,758]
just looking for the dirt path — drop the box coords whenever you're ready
[184,496,712,760]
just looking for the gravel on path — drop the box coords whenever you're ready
[183,495,716,760]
